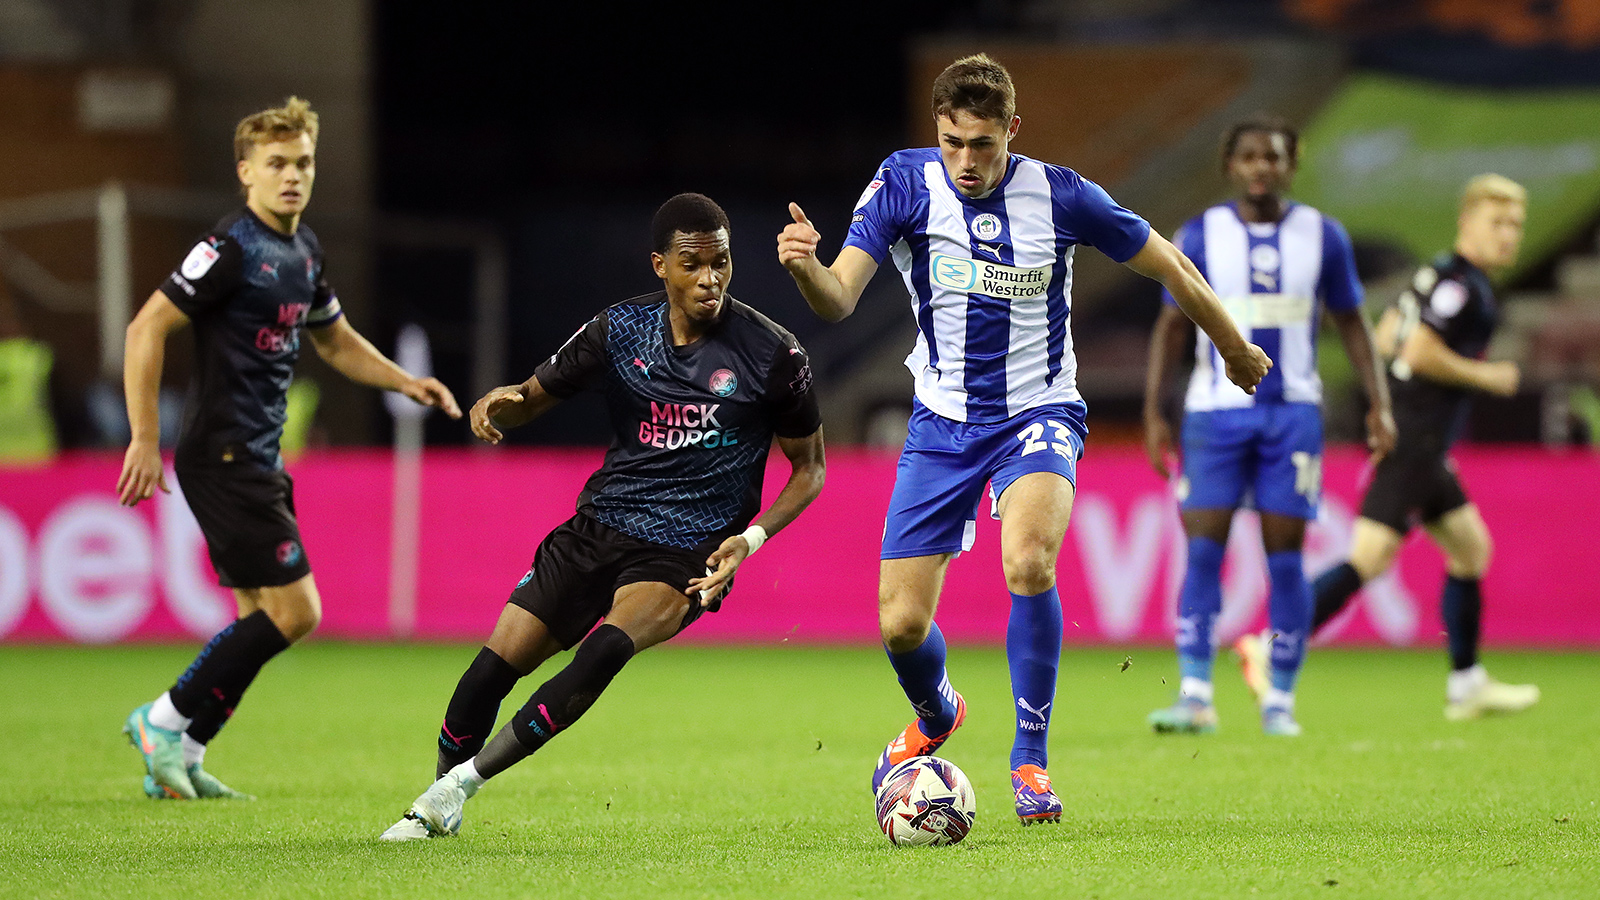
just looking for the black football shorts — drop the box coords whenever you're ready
[176,464,312,589]
[1359,445,1470,535]
[508,513,720,648]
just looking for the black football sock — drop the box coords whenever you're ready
[1310,562,1364,635]
[437,646,524,779]
[185,706,231,747]
[1441,576,1482,671]
[167,610,291,728]
[472,625,635,780]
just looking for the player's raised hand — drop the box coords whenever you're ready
[116,440,169,506]
[401,376,463,419]
[469,385,525,444]
[687,533,752,607]
[1223,343,1272,394]
[1143,412,1176,481]
[777,202,821,271]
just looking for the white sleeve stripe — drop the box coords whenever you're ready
[305,297,343,325]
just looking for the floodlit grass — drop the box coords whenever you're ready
[0,643,1594,899]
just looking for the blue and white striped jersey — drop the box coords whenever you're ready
[844,149,1151,424]
[1164,202,1362,411]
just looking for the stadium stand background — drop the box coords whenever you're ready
[2,0,1599,451]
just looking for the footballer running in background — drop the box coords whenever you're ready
[1143,116,1395,737]
[380,193,825,841]
[118,97,460,800]
[1309,174,1538,721]
[777,54,1269,825]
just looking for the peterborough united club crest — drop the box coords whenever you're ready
[276,540,303,567]
[709,369,738,397]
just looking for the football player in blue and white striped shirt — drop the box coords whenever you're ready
[778,54,1270,824]
[1143,117,1395,737]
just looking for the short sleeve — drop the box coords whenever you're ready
[1054,170,1151,264]
[1318,217,1363,313]
[1420,277,1469,334]
[764,338,822,439]
[1160,219,1205,308]
[532,313,609,398]
[159,235,242,317]
[304,252,343,328]
[841,159,910,263]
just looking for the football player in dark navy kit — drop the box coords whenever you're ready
[1309,174,1538,721]
[117,97,461,800]
[380,193,826,841]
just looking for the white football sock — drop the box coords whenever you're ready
[148,692,192,732]
[1263,688,1295,712]
[453,759,486,792]
[181,734,206,767]
[1447,664,1487,703]
[1179,677,1214,704]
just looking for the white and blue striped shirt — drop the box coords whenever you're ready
[844,149,1151,424]
[1165,202,1362,411]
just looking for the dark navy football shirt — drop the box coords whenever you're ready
[534,292,822,552]
[159,208,342,471]
[1389,251,1499,450]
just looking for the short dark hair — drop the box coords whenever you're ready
[931,53,1016,124]
[651,193,731,254]
[1220,115,1299,170]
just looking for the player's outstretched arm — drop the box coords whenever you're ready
[468,376,562,444]
[777,203,878,322]
[118,291,190,505]
[1142,304,1192,480]
[1397,320,1521,397]
[308,318,462,418]
[1123,231,1270,394]
[1330,309,1397,459]
[688,427,826,606]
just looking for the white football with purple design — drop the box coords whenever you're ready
[874,756,976,846]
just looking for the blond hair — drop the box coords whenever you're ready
[931,53,1016,123]
[233,96,319,162]
[1460,173,1526,213]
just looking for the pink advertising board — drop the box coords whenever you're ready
[1,447,1595,646]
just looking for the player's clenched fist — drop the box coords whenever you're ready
[777,202,821,271]
[1222,342,1273,394]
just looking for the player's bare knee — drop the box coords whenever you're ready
[1348,549,1394,583]
[265,606,317,643]
[879,605,931,653]
[609,590,689,650]
[1001,545,1056,595]
[1448,533,1492,578]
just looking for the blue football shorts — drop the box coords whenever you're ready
[1178,402,1324,520]
[881,399,1087,560]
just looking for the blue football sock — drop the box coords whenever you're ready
[1007,586,1062,770]
[1266,550,1312,693]
[885,623,957,736]
[1176,536,1226,685]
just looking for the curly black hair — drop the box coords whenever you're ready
[1220,115,1299,171]
[651,193,731,254]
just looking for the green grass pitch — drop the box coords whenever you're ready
[0,643,1594,899]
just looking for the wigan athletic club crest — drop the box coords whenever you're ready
[709,369,738,397]
[970,213,1002,241]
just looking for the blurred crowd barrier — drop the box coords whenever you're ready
[1,447,1595,646]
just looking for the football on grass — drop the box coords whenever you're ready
[874,756,976,846]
